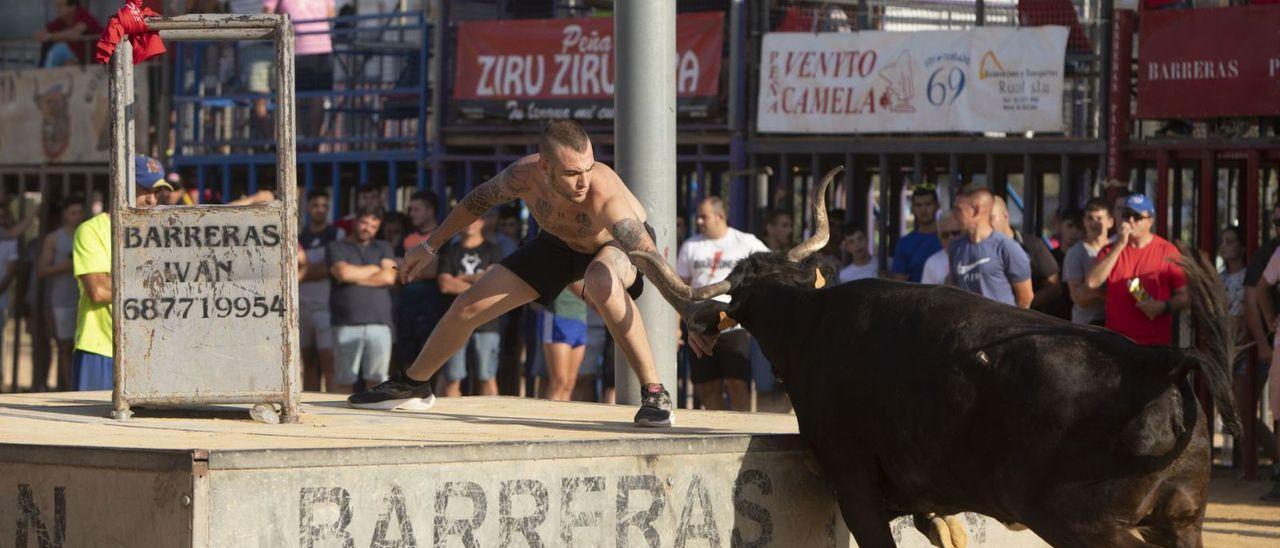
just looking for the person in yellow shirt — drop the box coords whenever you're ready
[72,155,172,390]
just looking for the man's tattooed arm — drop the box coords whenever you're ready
[460,164,529,216]
[609,217,657,254]
[426,161,531,250]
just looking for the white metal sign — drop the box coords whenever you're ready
[756,27,1069,134]
[117,206,291,396]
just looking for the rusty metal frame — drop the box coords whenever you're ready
[109,14,299,422]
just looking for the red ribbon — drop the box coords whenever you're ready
[94,0,165,65]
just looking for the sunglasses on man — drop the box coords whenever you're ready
[1121,209,1151,222]
[940,230,962,238]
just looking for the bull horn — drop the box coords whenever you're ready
[786,165,843,262]
[692,279,732,300]
[628,249,693,307]
[627,249,734,304]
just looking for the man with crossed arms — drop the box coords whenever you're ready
[348,120,674,426]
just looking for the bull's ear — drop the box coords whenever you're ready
[813,268,826,289]
[685,299,730,334]
[717,311,738,330]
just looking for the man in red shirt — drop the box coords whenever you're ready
[35,0,104,67]
[1085,193,1188,345]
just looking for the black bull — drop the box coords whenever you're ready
[632,167,1240,548]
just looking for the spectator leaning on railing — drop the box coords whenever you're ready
[36,0,104,68]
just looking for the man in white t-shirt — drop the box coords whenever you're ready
[920,212,960,285]
[837,223,877,284]
[676,197,769,411]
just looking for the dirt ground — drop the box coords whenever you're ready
[1204,470,1280,547]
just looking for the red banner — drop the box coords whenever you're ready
[453,12,724,122]
[1136,5,1280,119]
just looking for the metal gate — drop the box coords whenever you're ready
[109,15,300,422]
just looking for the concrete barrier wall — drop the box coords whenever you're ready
[2,446,1047,547]
[204,449,1047,548]
[0,461,194,547]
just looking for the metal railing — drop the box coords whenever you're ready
[0,37,99,70]
[171,10,430,159]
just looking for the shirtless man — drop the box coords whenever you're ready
[348,120,675,426]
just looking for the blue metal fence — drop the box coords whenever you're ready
[170,11,433,216]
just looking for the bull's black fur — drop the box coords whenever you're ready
[687,248,1236,547]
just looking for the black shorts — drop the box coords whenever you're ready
[690,329,752,384]
[499,225,653,307]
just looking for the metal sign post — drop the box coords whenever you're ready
[109,14,300,422]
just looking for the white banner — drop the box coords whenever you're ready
[0,64,149,165]
[757,27,1069,134]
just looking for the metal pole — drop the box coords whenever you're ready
[727,0,748,229]
[614,0,677,404]
[109,39,134,420]
[275,17,301,423]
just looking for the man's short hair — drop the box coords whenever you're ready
[62,194,86,209]
[498,204,520,220]
[539,119,590,155]
[356,206,383,221]
[841,221,866,237]
[307,190,330,202]
[409,190,439,211]
[1060,208,1084,228]
[911,183,939,204]
[700,196,728,219]
[1224,224,1245,245]
[764,209,791,225]
[1083,197,1110,215]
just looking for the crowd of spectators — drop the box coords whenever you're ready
[0,151,1276,498]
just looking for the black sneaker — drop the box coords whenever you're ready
[634,384,673,427]
[347,376,436,411]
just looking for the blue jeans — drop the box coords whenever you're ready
[444,332,500,382]
[42,42,76,68]
[333,325,392,386]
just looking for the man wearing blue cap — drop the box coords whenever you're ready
[71,155,172,390]
[1085,193,1187,346]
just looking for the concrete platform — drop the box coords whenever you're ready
[0,392,1046,547]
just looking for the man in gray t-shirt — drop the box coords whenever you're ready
[1063,198,1113,325]
[949,187,1033,308]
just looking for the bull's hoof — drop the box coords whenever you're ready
[926,514,955,548]
[944,515,968,548]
